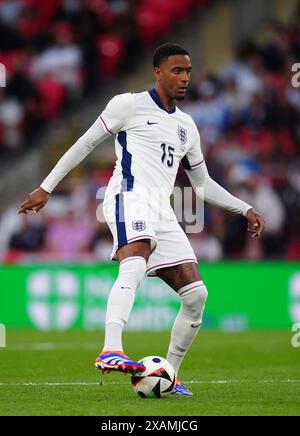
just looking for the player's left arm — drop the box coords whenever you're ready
[185,162,265,238]
[183,124,265,237]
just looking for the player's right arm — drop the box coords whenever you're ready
[18,93,134,214]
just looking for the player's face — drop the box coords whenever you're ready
[155,55,192,101]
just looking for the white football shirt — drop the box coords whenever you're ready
[40,88,251,218]
[100,89,204,202]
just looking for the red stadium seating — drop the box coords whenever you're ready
[97,34,125,80]
[35,77,66,120]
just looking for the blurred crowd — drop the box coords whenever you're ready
[180,14,300,261]
[1,1,300,263]
[0,0,206,154]
[0,172,115,263]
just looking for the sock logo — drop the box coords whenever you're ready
[121,286,131,290]
[191,323,201,328]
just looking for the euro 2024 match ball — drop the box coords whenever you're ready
[131,356,176,398]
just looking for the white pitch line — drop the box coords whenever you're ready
[0,380,299,387]
[2,343,99,351]
[186,379,300,384]
[0,382,103,387]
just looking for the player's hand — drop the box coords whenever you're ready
[18,187,49,214]
[246,208,265,238]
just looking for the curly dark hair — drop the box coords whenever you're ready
[152,43,189,68]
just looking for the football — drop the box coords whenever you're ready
[131,356,176,398]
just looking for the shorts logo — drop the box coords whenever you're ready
[178,125,187,148]
[132,220,146,232]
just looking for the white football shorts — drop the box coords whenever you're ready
[102,191,197,277]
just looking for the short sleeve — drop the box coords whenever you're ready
[181,124,204,170]
[99,93,135,135]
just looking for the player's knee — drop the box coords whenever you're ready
[180,282,208,321]
[188,286,208,320]
[118,256,147,289]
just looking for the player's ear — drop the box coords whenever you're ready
[154,67,161,81]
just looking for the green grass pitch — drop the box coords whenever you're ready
[0,330,299,416]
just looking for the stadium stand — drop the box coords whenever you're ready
[0,0,300,262]
[0,0,208,154]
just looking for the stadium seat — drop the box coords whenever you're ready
[97,34,125,80]
[142,0,194,21]
[0,50,25,76]
[135,6,173,47]
[35,77,66,120]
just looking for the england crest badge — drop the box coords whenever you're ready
[132,220,146,232]
[178,125,187,151]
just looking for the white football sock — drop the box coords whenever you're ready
[167,281,208,375]
[103,256,146,351]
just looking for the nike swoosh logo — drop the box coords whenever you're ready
[147,121,159,125]
[191,323,201,328]
[121,287,131,290]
